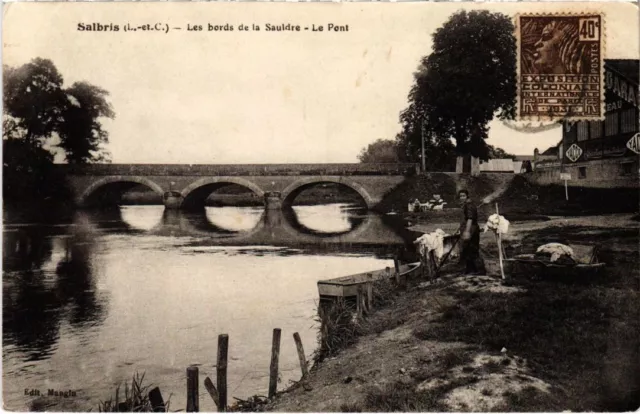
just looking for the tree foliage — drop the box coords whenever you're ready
[487,144,516,160]
[58,82,115,163]
[3,58,114,204]
[357,139,400,163]
[3,58,114,163]
[3,59,65,145]
[397,10,517,162]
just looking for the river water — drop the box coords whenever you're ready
[2,204,417,411]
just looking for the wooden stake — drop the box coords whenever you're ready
[186,366,199,412]
[268,328,282,399]
[362,286,369,314]
[366,274,374,311]
[217,334,229,412]
[293,332,309,379]
[495,203,506,280]
[204,377,220,410]
[393,257,400,285]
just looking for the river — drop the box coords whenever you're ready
[2,203,417,411]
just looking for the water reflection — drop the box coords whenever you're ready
[3,227,53,273]
[3,204,419,411]
[204,206,263,233]
[55,231,106,328]
[3,224,107,362]
[288,204,366,236]
[120,205,164,231]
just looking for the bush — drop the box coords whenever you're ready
[313,299,362,363]
[98,372,170,412]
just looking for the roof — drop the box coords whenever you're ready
[605,59,639,85]
[540,140,562,156]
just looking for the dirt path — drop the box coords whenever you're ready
[265,213,640,412]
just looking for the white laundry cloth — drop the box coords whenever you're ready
[536,243,575,263]
[483,214,510,235]
[414,229,448,260]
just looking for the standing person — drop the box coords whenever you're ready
[458,190,485,275]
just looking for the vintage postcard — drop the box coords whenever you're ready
[2,1,639,413]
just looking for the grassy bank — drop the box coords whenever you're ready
[266,214,640,412]
[381,174,639,224]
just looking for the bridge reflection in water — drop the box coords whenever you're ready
[2,204,419,410]
[73,205,420,256]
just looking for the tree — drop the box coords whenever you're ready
[3,59,65,146]
[395,115,458,171]
[3,58,114,204]
[357,139,400,163]
[3,58,114,163]
[398,10,517,161]
[58,82,114,163]
[487,144,516,160]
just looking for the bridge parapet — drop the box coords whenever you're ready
[56,163,419,177]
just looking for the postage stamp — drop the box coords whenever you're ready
[516,13,605,121]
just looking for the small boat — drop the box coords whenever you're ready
[317,262,421,298]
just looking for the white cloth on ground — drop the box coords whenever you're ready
[536,243,575,263]
[414,229,448,260]
[483,214,510,234]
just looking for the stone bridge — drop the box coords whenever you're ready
[58,163,418,210]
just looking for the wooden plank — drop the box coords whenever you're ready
[204,377,220,410]
[317,283,344,297]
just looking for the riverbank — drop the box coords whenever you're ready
[378,174,639,218]
[266,213,640,412]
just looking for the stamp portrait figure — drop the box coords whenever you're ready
[517,14,604,120]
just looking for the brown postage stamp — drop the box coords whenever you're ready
[516,14,605,121]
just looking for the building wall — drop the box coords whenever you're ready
[529,156,639,188]
[531,60,639,188]
[561,62,638,166]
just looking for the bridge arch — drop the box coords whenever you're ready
[77,176,164,207]
[180,177,266,210]
[281,177,374,209]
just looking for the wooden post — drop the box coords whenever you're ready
[186,366,199,412]
[293,332,309,379]
[361,286,369,314]
[356,285,364,318]
[217,334,229,412]
[148,387,165,412]
[268,328,282,399]
[393,257,401,286]
[495,203,506,280]
[366,274,374,311]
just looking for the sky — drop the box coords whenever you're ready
[3,1,639,164]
